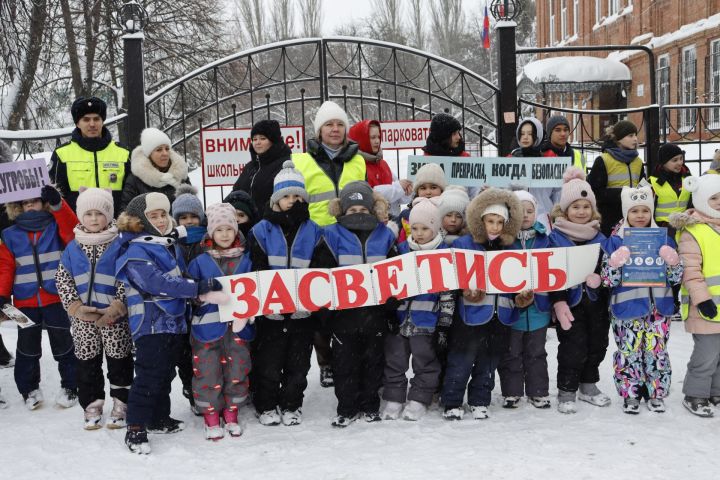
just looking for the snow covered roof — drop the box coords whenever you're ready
[523,56,631,84]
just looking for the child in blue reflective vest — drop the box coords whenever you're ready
[188,202,253,441]
[441,188,522,421]
[601,185,683,414]
[498,190,553,410]
[381,196,454,422]
[56,187,133,430]
[549,167,609,414]
[249,161,323,427]
[322,181,398,427]
[116,192,224,455]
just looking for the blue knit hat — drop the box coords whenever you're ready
[270,160,308,207]
[171,184,205,223]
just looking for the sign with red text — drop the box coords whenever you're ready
[216,244,599,322]
[200,126,305,186]
[380,120,431,150]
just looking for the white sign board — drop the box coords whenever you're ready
[380,120,431,150]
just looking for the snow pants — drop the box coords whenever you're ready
[498,327,549,398]
[383,333,440,406]
[683,333,720,398]
[331,329,385,417]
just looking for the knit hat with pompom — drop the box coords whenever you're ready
[558,166,597,212]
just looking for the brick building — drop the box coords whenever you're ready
[525,0,720,143]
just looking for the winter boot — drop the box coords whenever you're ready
[529,396,551,409]
[578,383,611,407]
[363,412,382,423]
[23,389,43,410]
[442,406,464,421]
[402,400,427,421]
[683,396,714,417]
[557,390,577,414]
[56,388,78,408]
[381,401,403,420]
[319,366,334,388]
[622,397,641,415]
[331,414,358,428]
[223,408,243,437]
[257,407,281,426]
[107,398,127,429]
[647,398,666,413]
[281,408,302,426]
[502,396,521,409]
[125,426,151,454]
[469,405,489,420]
[0,337,14,368]
[709,396,720,406]
[147,417,185,434]
[83,399,105,430]
[183,386,201,416]
[203,411,224,441]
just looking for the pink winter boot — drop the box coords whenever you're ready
[203,411,224,441]
[223,408,243,437]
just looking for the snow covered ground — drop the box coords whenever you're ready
[1,320,718,480]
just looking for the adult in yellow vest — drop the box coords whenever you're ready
[587,120,645,236]
[649,143,691,237]
[49,97,130,215]
[671,174,720,416]
[292,101,366,227]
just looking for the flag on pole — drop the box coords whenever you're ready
[481,3,491,49]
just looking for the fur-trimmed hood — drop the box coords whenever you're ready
[130,146,188,189]
[669,208,720,230]
[116,211,144,233]
[466,188,522,246]
[328,191,390,223]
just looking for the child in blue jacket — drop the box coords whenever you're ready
[188,203,254,440]
[116,192,224,454]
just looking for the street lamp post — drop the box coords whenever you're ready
[118,1,148,149]
[491,0,521,156]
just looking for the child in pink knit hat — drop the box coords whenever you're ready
[548,167,610,414]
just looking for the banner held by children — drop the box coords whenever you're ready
[0,158,50,203]
[216,244,600,322]
[200,126,305,186]
[406,156,573,188]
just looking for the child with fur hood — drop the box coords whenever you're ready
[601,185,683,414]
[670,174,720,417]
[0,185,78,410]
[321,181,399,427]
[56,187,133,429]
[188,203,254,440]
[498,190,553,410]
[441,188,522,421]
[549,167,610,414]
[381,196,455,422]
[116,192,225,454]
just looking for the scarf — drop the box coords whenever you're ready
[517,228,537,249]
[206,235,246,259]
[73,223,119,246]
[181,225,207,244]
[552,217,601,242]
[14,210,54,232]
[321,143,342,160]
[422,137,466,157]
[358,149,383,163]
[606,147,639,165]
[264,201,310,230]
[338,213,378,231]
[407,232,444,251]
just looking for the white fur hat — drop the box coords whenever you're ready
[140,127,172,157]
[313,101,350,137]
[684,175,720,219]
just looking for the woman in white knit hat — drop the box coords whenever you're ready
[120,127,191,211]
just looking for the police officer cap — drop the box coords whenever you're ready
[71,96,107,124]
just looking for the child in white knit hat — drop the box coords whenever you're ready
[438,185,470,246]
[601,185,683,415]
[396,163,448,242]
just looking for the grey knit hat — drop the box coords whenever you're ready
[546,115,570,134]
[172,184,205,223]
[270,160,308,207]
[339,181,374,214]
[126,192,171,236]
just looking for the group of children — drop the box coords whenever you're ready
[3,114,720,457]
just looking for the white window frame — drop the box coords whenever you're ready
[710,39,720,128]
[549,0,556,45]
[657,54,670,134]
[595,0,602,25]
[561,0,568,39]
[573,0,580,36]
[608,0,620,16]
[680,45,697,132]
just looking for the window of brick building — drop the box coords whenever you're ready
[608,0,620,16]
[680,46,697,132]
[561,0,568,39]
[573,0,580,36]
[709,39,720,128]
[549,0,556,45]
[595,0,602,24]
[657,54,670,134]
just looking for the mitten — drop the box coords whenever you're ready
[95,300,127,327]
[40,185,62,207]
[515,290,534,308]
[659,245,680,266]
[232,318,248,333]
[553,301,575,331]
[609,246,631,268]
[77,306,101,323]
[383,296,402,312]
[585,273,601,289]
[199,291,230,305]
[697,300,718,319]
[463,289,486,303]
[197,278,223,296]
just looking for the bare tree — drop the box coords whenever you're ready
[298,0,323,37]
[366,0,405,44]
[407,0,426,50]
[234,0,266,47]
[271,0,295,41]
[429,0,465,60]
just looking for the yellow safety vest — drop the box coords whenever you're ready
[680,223,720,322]
[602,152,643,189]
[292,152,366,226]
[572,149,586,173]
[706,169,719,175]
[55,140,129,191]
[649,176,691,224]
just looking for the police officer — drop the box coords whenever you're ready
[49,97,130,214]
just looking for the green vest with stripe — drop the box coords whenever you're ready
[680,223,720,322]
[54,140,129,192]
[649,176,691,224]
[291,151,366,226]
[602,152,643,189]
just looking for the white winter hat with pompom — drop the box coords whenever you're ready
[684,175,720,219]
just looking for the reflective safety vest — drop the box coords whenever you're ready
[323,223,396,267]
[602,152,643,189]
[1,223,61,299]
[395,241,444,329]
[603,235,676,319]
[291,152,366,226]
[187,252,253,342]
[650,176,690,224]
[55,140,129,192]
[572,149,586,173]
[451,235,518,326]
[680,223,720,322]
[61,239,122,309]
[251,219,322,270]
[548,228,605,307]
